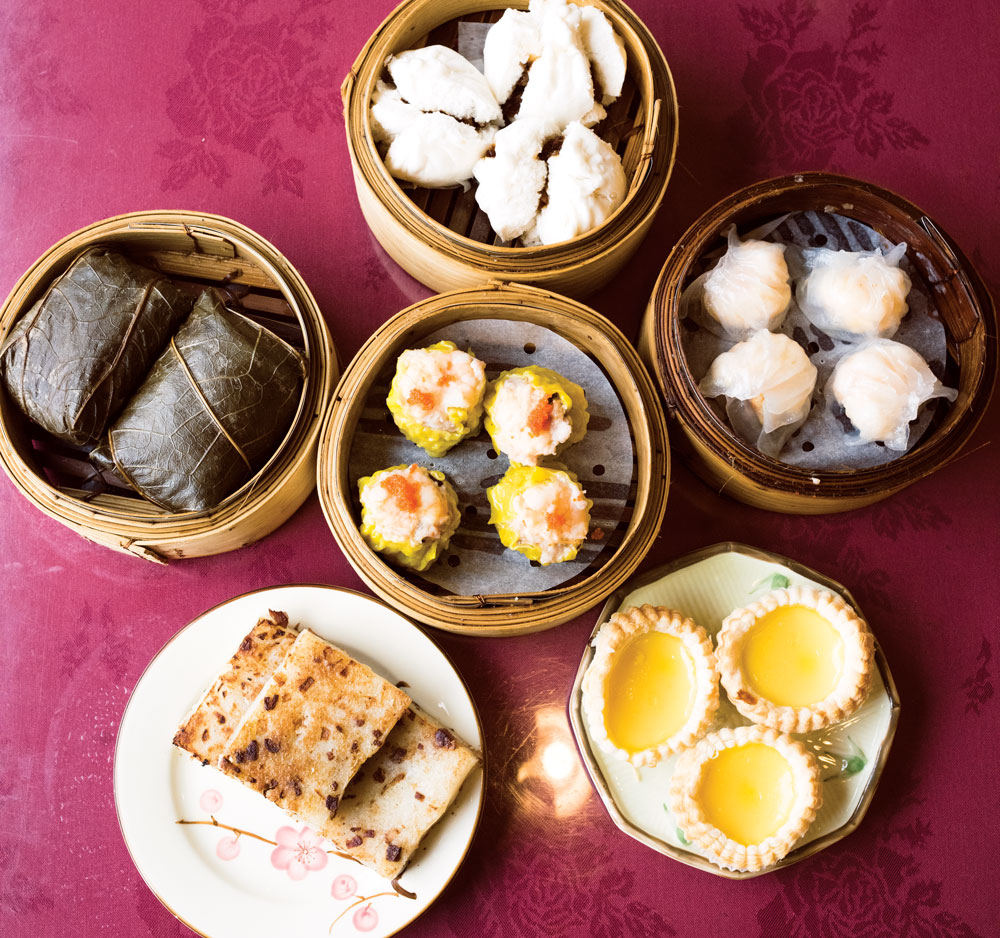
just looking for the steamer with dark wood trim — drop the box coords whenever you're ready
[341,0,677,299]
[639,173,997,514]
[0,212,337,561]
[318,281,670,635]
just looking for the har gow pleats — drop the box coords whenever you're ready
[797,242,911,339]
[827,339,957,450]
[699,331,817,458]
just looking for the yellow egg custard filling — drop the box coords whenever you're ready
[583,605,719,768]
[696,743,795,845]
[741,605,845,707]
[604,632,697,755]
[717,586,874,733]
[669,725,822,872]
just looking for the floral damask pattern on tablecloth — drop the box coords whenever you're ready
[728,0,928,169]
[156,0,340,195]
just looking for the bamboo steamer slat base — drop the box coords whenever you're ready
[0,212,338,561]
[342,0,678,299]
[640,173,997,515]
[318,281,670,635]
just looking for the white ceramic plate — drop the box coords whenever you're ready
[115,585,484,937]
[569,542,900,879]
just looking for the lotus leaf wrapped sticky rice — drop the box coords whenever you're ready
[358,464,461,572]
[484,365,588,465]
[386,340,487,457]
[487,464,592,564]
[91,289,304,512]
[0,247,194,445]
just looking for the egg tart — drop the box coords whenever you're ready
[669,725,822,872]
[583,605,719,768]
[716,586,874,733]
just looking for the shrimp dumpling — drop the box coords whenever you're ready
[682,226,792,341]
[699,330,818,458]
[826,339,957,451]
[796,242,911,339]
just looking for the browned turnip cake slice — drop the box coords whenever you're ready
[172,611,297,765]
[323,705,480,878]
[218,629,411,830]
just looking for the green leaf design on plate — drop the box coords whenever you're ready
[750,573,791,594]
[663,805,691,846]
[820,737,867,781]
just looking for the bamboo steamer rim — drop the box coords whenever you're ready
[317,280,670,636]
[341,0,678,267]
[0,211,338,559]
[646,171,997,500]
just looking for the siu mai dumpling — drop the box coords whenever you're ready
[522,122,626,246]
[358,464,461,572]
[484,365,589,465]
[796,242,911,339]
[699,330,818,458]
[682,226,792,341]
[826,339,956,450]
[487,464,592,565]
[386,340,487,457]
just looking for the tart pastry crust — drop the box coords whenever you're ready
[669,724,822,872]
[717,586,874,733]
[583,604,720,767]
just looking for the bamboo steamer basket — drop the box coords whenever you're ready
[639,172,997,514]
[341,0,677,299]
[0,212,338,562]
[318,281,670,635]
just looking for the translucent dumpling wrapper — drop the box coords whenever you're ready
[487,464,592,564]
[386,340,487,457]
[473,118,559,241]
[796,242,912,339]
[826,338,957,451]
[484,364,589,465]
[383,112,497,188]
[358,464,461,572]
[699,330,818,458]
[522,122,626,246]
[385,45,501,125]
[681,226,792,341]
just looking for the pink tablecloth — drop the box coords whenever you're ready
[1,1,997,936]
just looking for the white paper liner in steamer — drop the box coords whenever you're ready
[681,211,952,470]
[348,319,635,596]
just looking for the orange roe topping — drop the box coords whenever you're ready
[407,388,435,410]
[527,398,554,436]
[545,494,569,532]
[382,472,421,514]
[437,371,456,387]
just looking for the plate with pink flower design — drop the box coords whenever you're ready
[114,585,484,938]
